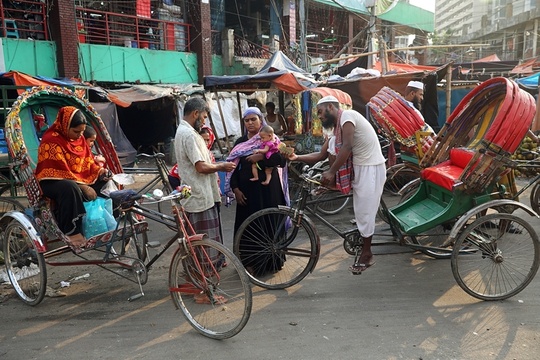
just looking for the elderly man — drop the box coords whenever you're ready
[174,97,236,244]
[289,96,386,274]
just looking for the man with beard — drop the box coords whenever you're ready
[174,97,236,245]
[403,80,434,133]
[289,96,386,274]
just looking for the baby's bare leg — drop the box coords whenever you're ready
[250,163,259,181]
[261,167,273,185]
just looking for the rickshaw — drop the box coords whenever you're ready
[0,86,252,339]
[234,77,540,301]
[367,85,434,195]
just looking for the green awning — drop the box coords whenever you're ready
[310,0,434,32]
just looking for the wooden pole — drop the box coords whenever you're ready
[445,65,452,121]
[236,91,244,135]
[311,43,490,66]
[214,91,231,152]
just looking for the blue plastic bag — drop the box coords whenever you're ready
[83,198,117,238]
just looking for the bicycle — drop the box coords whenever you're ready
[288,159,350,215]
[3,186,252,339]
[2,85,251,339]
[235,77,540,302]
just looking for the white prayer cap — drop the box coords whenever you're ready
[316,95,339,106]
[407,80,424,90]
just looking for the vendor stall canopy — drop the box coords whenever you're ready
[204,51,318,93]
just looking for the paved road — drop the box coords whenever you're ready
[1,176,539,360]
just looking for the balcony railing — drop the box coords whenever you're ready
[234,35,272,59]
[0,0,48,40]
[75,7,191,52]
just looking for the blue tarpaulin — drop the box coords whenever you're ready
[516,73,540,89]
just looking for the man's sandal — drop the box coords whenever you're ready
[349,259,375,275]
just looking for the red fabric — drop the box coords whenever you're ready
[421,161,465,191]
[334,110,354,195]
[136,0,151,18]
[35,106,101,184]
[449,148,474,169]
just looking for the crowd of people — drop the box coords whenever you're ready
[35,81,540,276]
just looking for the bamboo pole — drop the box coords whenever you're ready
[445,65,452,121]
[214,91,232,152]
[236,91,244,134]
[312,43,490,66]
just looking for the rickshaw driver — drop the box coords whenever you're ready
[289,96,386,274]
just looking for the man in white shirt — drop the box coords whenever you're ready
[403,80,434,134]
[175,97,236,244]
[289,96,386,274]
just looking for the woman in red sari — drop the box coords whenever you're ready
[35,106,108,247]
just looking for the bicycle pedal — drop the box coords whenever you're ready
[147,241,161,248]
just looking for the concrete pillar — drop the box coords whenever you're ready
[49,0,79,78]
[222,29,234,67]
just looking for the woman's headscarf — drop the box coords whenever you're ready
[200,125,216,150]
[224,107,289,204]
[35,106,101,184]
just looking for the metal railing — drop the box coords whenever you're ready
[75,7,191,52]
[233,34,272,59]
[0,0,48,40]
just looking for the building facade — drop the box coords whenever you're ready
[0,0,433,85]
[435,0,540,62]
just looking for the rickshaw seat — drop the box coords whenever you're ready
[421,148,475,191]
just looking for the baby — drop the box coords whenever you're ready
[251,125,279,185]
[83,126,106,167]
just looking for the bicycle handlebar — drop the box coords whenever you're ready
[137,152,166,159]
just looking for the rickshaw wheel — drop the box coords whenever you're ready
[408,224,454,259]
[451,213,540,301]
[3,219,47,305]
[530,181,540,214]
[384,163,421,195]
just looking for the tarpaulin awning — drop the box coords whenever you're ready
[510,57,540,75]
[516,72,540,89]
[474,54,501,62]
[309,87,352,106]
[204,51,318,93]
[373,61,438,74]
[325,64,450,131]
[104,83,204,107]
[0,71,87,95]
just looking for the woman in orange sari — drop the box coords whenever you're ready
[35,106,108,247]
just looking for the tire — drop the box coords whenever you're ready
[234,207,319,289]
[111,222,148,263]
[384,164,421,195]
[530,180,540,214]
[451,213,540,301]
[168,239,252,339]
[3,219,47,305]
[408,223,454,259]
[0,198,26,215]
[313,190,350,215]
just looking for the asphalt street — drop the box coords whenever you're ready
[1,175,540,360]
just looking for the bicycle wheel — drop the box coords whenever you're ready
[111,224,148,263]
[3,219,47,305]
[313,190,350,215]
[530,180,540,214]
[0,198,25,215]
[234,207,319,289]
[451,213,540,300]
[384,163,421,195]
[168,239,252,339]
